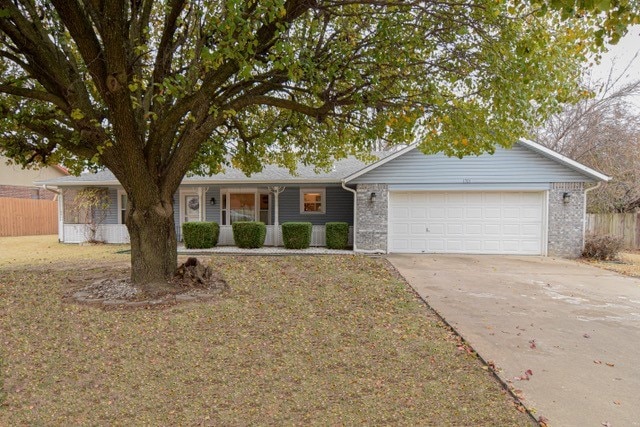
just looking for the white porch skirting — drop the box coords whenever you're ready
[62,224,353,247]
[63,224,131,244]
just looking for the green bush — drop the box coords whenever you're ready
[232,221,266,248]
[582,233,623,260]
[282,222,312,249]
[326,222,350,249]
[182,221,219,249]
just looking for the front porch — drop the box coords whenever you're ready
[61,224,354,247]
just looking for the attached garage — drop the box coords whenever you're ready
[388,191,545,254]
[345,139,611,257]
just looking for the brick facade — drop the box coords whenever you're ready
[0,185,56,200]
[355,184,388,251]
[547,182,585,258]
[355,182,588,257]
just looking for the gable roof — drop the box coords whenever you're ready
[343,139,610,183]
[516,138,610,181]
[37,138,610,187]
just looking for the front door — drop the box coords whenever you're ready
[183,193,201,223]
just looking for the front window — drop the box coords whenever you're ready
[220,189,271,225]
[300,188,325,214]
[229,193,255,224]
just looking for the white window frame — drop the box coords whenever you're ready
[219,187,272,225]
[117,189,127,225]
[300,188,326,214]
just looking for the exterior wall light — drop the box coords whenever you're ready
[370,192,376,202]
[210,197,216,205]
[562,192,570,204]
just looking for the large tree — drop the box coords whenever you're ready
[535,73,640,213]
[0,0,628,293]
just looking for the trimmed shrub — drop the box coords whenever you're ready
[582,233,623,260]
[282,222,312,249]
[232,221,266,248]
[326,222,350,249]
[182,221,219,249]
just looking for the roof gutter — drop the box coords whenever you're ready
[41,184,61,195]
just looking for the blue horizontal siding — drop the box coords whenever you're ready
[351,144,590,184]
[205,187,221,222]
[82,184,354,240]
[101,187,119,225]
[277,186,353,225]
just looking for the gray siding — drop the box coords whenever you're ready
[205,187,221,222]
[276,186,354,225]
[94,184,353,241]
[351,144,590,185]
[101,187,119,225]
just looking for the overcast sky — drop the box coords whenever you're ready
[585,25,640,99]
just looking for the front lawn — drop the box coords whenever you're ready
[587,250,640,277]
[0,237,531,425]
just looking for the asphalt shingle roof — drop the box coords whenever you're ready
[37,155,384,186]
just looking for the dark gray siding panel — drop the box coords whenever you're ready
[351,144,589,184]
[101,187,119,225]
[277,186,353,225]
[205,187,221,223]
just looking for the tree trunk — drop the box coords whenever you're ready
[127,197,177,296]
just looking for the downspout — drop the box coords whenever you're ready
[42,184,61,198]
[341,180,358,251]
[583,182,603,248]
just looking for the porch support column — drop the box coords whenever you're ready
[269,186,285,246]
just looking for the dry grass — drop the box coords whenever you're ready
[587,250,640,277]
[0,237,532,425]
[0,235,129,268]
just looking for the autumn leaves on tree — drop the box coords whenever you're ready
[0,0,634,290]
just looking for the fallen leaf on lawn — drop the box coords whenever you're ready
[606,362,615,367]
[529,340,537,349]
[538,415,550,426]
[594,360,602,364]
[525,369,533,376]
[515,404,526,413]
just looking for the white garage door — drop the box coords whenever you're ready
[388,191,545,254]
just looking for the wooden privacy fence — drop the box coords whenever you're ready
[0,197,58,236]
[586,213,640,249]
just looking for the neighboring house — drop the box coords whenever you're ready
[38,138,609,257]
[0,154,68,199]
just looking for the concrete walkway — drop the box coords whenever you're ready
[387,254,640,427]
[178,245,353,255]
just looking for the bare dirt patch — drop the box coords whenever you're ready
[66,257,229,309]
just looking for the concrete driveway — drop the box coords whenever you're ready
[387,255,640,427]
